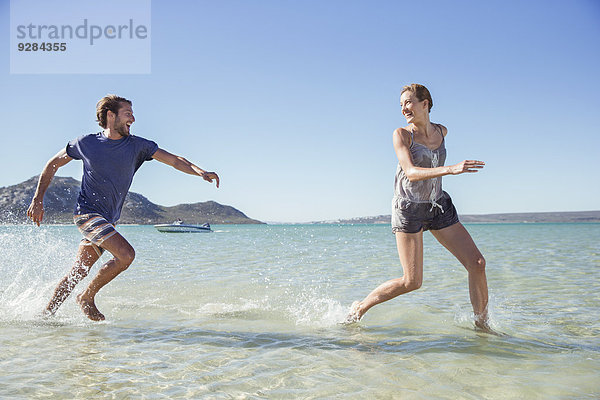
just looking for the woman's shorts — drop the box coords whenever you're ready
[391,191,460,234]
[74,213,117,255]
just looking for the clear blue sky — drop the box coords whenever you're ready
[1,0,599,222]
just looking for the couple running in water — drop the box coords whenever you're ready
[29,87,491,331]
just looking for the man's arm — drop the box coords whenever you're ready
[27,148,73,226]
[152,148,220,188]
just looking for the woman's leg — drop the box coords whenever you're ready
[347,230,424,321]
[430,222,490,330]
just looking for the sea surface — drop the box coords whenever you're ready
[1,223,599,399]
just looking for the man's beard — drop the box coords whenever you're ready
[116,122,130,137]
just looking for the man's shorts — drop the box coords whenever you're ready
[391,191,460,234]
[74,213,117,256]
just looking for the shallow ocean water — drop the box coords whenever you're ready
[1,223,599,399]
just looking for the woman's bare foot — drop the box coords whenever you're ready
[76,293,105,321]
[344,301,364,324]
[474,319,503,336]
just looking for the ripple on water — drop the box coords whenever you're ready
[1,224,599,398]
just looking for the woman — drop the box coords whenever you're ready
[347,84,491,331]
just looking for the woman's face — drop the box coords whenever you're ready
[400,91,428,124]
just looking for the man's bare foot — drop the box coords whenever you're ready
[40,308,55,319]
[44,300,62,317]
[76,293,105,321]
[343,301,363,324]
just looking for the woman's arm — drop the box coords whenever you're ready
[393,128,484,182]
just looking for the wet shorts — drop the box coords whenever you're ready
[74,213,117,256]
[391,191,460,234]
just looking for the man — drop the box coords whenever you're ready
[27,94,219,321]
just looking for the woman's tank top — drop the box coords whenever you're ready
[393,124,447,211]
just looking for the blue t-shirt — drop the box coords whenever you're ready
[66,132,159,223]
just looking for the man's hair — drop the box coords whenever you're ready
[96,94,132,128]
[401,84,433,112]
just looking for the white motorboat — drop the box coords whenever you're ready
[154,220,212,233]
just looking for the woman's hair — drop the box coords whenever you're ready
[96,94,132,128]
[401,84,433,112]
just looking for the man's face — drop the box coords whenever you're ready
[113,103,135,137]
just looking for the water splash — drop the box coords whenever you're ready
[0,225,76,321]
[284,287,348,328]
[453,293,504,333]
[193,286,348,329]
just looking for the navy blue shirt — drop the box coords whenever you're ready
[66,132,158,223]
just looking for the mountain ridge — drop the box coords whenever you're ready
[309,211,600,224]
[0,176,264,225]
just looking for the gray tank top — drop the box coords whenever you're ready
[393,125,447,211]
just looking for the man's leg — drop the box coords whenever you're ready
[76,232,135,321]
[430,222,490,331]
[347,230,424,322]
[45,242,101,316]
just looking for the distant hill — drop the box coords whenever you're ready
[0,176,264,225]
[311,211,600,224]
[458,211,600,223]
